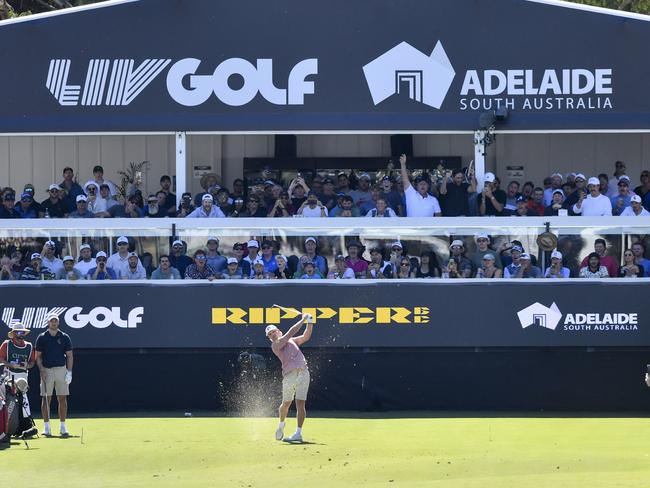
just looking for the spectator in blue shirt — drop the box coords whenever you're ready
[544,250,571,278]
[260,240,278,274]
[151,255,181,279]
[186,194,226,218]
[632,242,650,276]
[68,195,95,218]
[59,167,85,212]
[86,252,117,280]
[205,237,227,274]
[299,261,322,279]
[15,193,38,218]
[299,237,328,276]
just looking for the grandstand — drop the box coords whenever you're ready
[1,0,650,485]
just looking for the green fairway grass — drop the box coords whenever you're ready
[4,415,650,487]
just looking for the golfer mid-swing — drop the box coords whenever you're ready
[266,312,313,443]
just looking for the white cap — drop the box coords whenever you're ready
[207,236,219,243]
[520,253,531,260]
[48,183,61,191]
[359,173,371,180]
[449,239,464,249]
[201,193,213,202]
[552,189,565,197]
[265,325,279,336]
[587,177,600,186]
[574,173,586,181]
[619,175,631,182]
[631,194,642,203]
[96,251,107,258]
[275,254,288,263]
[391,241,403,249]
[79,243,91,251]
[484,172,495,183]
[76,195,88,202]
[551,250,563,260]
[84,181,99,191]
[116,236,129,244]
[127,252,138,259]
[227,257,238,265]
[247,239,259,248]
[30,253,41,260]
[252,257,264,266]
[46,312,59,321]
[482,253,496,261]
[475,233,490,242]
[45,240,55,247]
[305,237,317,244]
[551,172,564,180]
[62,255,74,262]
[172,239,184,247]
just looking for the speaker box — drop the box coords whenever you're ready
[390,134,413,157]
[274,135,297,158]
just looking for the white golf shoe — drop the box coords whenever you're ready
[60,425,69,437]
[283,432,303,443]
[275,426,284,441]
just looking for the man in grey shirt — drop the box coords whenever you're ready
[55,256,84,280]
[151,255,181,279]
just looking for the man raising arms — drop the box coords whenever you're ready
[266,311,314,443]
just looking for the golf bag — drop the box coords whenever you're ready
[16,391,37,438]
[4,383,19,437]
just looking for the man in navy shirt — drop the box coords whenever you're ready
[35,313,73,437]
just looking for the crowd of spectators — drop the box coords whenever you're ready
[1,236,647,281]
[1,159,650,220]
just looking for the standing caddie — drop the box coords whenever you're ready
[0,323,35,417]
[35,313,73,437]
[266,312,313,443]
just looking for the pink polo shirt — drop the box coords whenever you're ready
[272,338,307,376]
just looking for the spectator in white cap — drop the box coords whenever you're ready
[475,253,502,278]
[388,241,406,275]
[544,189,566,216]
[274,255,291,279]
[478,172,506,216]
[107,236,141,278]
[86,251,117,280]
[298,237,328,276]
[471,234,502,270]
[169,239,193,277]
[610,176,636,215]
[223,257,245,279]
[121,252,147,280]
[55,256,83,280]
[443,240,473,278]
[621,194,650,216]
[21,253,54,280]
[73,243,96,276]
[82,181,100,211]
[543,173,564,206]
[40,240,64,274]
[84,164,118,197]
[39,184,68,218]
[205,236,227,275]
[573,177,612,216]
[151,254,181,279]
[544,250,570,278]
[607,160,628,197]
[68,194,95,218]
[503,244,524,278]
[563,173,586,211]
[243,239,260,276]
[398,154,442,217]
[518,253,543,278]
[251,257,268,279]
[186,193,225,218]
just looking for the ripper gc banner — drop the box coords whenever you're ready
[0,281,648,348]
[0,0,649,132]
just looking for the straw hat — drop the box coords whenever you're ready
[8,323,30,339]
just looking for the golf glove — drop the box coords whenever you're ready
[305,314,314,324]
[65,371,72,385]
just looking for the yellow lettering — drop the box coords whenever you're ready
[212,307,247,324]
[265,308,281,324]
[249,308,265,324]
[340,307,373,324]
[414,307,430,324]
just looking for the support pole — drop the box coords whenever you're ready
[175,131,187,208]
[474,129,487,192]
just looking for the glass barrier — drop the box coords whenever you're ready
[0,217,648,280]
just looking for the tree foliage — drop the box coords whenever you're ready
[1,0,649,21]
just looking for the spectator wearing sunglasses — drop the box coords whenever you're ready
[259,240,279,274]
[107,236,141,278]
[184,250,217,280]
[169,240,193,277]
[186,194,226,218]
[21,253,55,280]
[633,170,650,202]
[238,195,266,217]
[0,189,18,218]
[232,242,251,277]
[39,184,68,218]
[15,192,38,218]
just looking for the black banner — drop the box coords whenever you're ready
[0,281,648,348]
[0,0,649,131]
